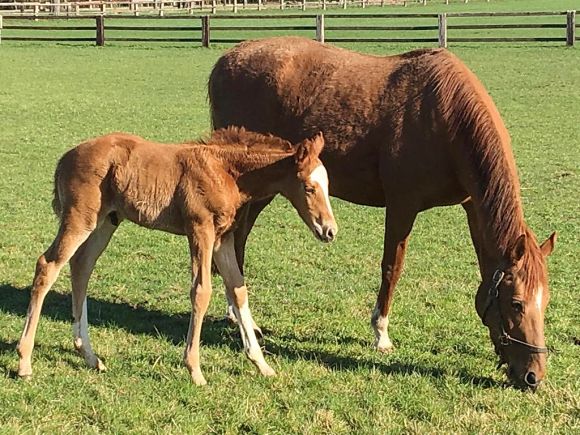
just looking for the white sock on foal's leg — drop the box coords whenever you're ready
[72,298,106,371]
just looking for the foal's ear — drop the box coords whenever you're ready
[295,132,325,170]
[540,232,557,257]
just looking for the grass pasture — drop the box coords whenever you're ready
[0,1,579,433]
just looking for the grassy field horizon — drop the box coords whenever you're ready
[1,0,579,433]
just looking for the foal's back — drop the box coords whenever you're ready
[54,133,237,235]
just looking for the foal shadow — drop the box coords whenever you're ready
[0,283,497,388]
[0,283,238,351]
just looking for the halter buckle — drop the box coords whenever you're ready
[492,270,505,287]
[499,333,511,346]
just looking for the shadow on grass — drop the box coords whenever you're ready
[0,283,498,388]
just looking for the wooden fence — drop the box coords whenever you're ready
[0,0,487,16]
[0,10,577,46]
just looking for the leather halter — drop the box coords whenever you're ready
[481,270,549,354]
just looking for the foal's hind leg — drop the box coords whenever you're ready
[214,233,275,378]
[70,217,118,372]
[17,213,95,377]
[183,226,215,385]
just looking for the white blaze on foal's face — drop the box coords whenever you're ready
[309,164,333,217]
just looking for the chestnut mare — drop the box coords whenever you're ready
[17,127,337,385]
[208,37,556,389]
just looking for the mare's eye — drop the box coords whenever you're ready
[511,300,524,314]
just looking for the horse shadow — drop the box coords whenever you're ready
[0,283,498,388]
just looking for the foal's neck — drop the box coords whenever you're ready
[212,148,295,203]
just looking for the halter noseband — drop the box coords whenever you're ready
[481,269,549,354]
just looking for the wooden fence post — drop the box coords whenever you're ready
[0,16,3,45]
[566,10,576,46]
[201,15,210,47]
[322,0,326,11]
[96,15,105,46]
[316,14,325,43]
[280,0,284,10]
[233,0,238,13]
[258,0,262,11]
[302,0,306,11]
[211,0,216,14]
[343,0,347,10]
[438,13,447,48]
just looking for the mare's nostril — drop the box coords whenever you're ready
[525,371,538,387]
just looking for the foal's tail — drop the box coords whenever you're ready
[51,155,66,219]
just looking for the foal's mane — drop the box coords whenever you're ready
[425,50,545,292]
[198,126,294,154]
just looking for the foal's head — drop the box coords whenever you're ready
[476,231,556,390]
[282,133,337,243]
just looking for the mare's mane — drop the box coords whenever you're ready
[425,51,544,293]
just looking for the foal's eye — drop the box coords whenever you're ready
[511,300,524,314]
[304,185,316,194]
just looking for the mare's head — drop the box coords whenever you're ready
[281,132,337,243]
[476,231,556,390]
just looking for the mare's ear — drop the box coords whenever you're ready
[509,234,526,264]
[540,232,557,257]
[295,132,325,170]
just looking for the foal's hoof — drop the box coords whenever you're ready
[259,365,277,377]
[377,345,395,354]
[17,372,32,381]
[191,372,207,387]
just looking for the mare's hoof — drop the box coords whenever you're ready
[95,359,107,372]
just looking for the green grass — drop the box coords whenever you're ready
[1,1,579,433]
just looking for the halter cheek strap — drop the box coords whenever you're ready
[481,269,549,354]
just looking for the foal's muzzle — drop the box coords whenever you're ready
[314,221,337,242]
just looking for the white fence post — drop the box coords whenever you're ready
[233,0,238,13]
[0,16,3,45]
[438,13,447,48]
[316,14,325,43]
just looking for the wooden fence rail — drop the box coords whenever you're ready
[0,10,577,47]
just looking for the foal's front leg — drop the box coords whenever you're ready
[183,229,215,386]
[214,233,275,377]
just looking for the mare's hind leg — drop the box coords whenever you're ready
[214,233,275,378]
[70,217,119,372]
[17,212,96,377]
[371,206,417,353]
[224,197,273,335]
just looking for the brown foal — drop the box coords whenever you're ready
[17,127,337,385]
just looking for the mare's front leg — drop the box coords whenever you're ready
[214,233,275,378]
[371,206,417,353]
[183,226,215,386]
